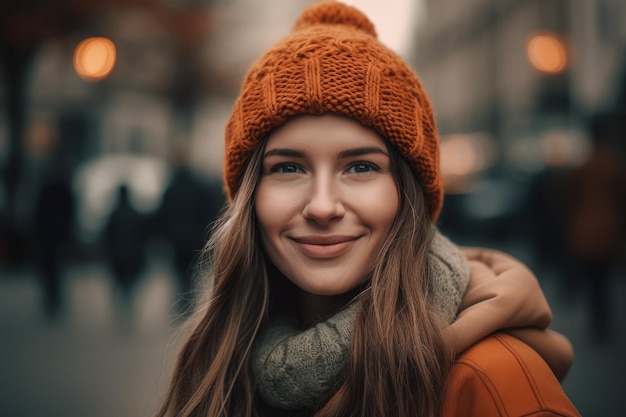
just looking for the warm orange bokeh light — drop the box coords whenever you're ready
[73,37,116,82]
[526,33,568,75]
[440,133,496,193]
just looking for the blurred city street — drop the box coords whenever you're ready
[0,257,182,417]
[1,1,626,417]
[1,242,625,417]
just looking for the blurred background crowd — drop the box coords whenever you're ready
[0,0,625,416]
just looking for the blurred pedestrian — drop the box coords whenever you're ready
[103,184,148,319]
[156,146,224,314]
[33,153,77,319]
[561,113,626,340]
[525,137,572,274]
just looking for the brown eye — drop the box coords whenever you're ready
[271,163,303,174]
[347,161,379,174]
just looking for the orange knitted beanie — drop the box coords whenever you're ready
[224,0,443,220]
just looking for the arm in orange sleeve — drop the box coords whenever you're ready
[445,248,573,381]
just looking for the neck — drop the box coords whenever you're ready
[265,260,364,327]
[298,287,362,328]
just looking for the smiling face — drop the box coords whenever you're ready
[255,114,399,306]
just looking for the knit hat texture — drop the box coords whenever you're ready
[224,0,443,220]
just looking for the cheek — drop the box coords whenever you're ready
[255,181,301,237]
[355,180,399,229]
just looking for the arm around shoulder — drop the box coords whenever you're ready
[446,248,552,353]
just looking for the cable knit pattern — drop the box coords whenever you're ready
[251,228,469,410]
[224,0,444,220]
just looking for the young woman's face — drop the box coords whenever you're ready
[255,114,399,297]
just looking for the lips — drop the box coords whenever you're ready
[291,235,359,259]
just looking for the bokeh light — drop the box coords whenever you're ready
[440,133,496,193]
[73,37,117,82]
[526,32,568,74]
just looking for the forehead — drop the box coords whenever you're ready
[265,113,388,151]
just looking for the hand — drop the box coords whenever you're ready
[445,248,552,353]
[459,247,552,328]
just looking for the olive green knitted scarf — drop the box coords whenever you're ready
[251,228,469,410]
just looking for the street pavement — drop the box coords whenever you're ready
[0,250,624,417]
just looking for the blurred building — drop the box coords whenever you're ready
[415,0,625,163]
[0,0,226,254]
[412,0,626,241]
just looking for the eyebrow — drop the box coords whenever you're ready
[263,147,389,159]
[263,148,305,158]
[338,147,389,159]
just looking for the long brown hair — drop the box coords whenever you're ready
[155,144,269,417]
[156,138,453,417]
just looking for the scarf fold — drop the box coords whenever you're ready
[251,228,469,410]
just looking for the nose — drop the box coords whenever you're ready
[302,176,345,224]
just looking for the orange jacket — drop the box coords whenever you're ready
[443,333,581,417]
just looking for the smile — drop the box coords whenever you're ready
[291,236,359,259]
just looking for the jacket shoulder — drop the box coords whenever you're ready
[442,333,581,417]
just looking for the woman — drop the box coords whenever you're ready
[156,2,579,416]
